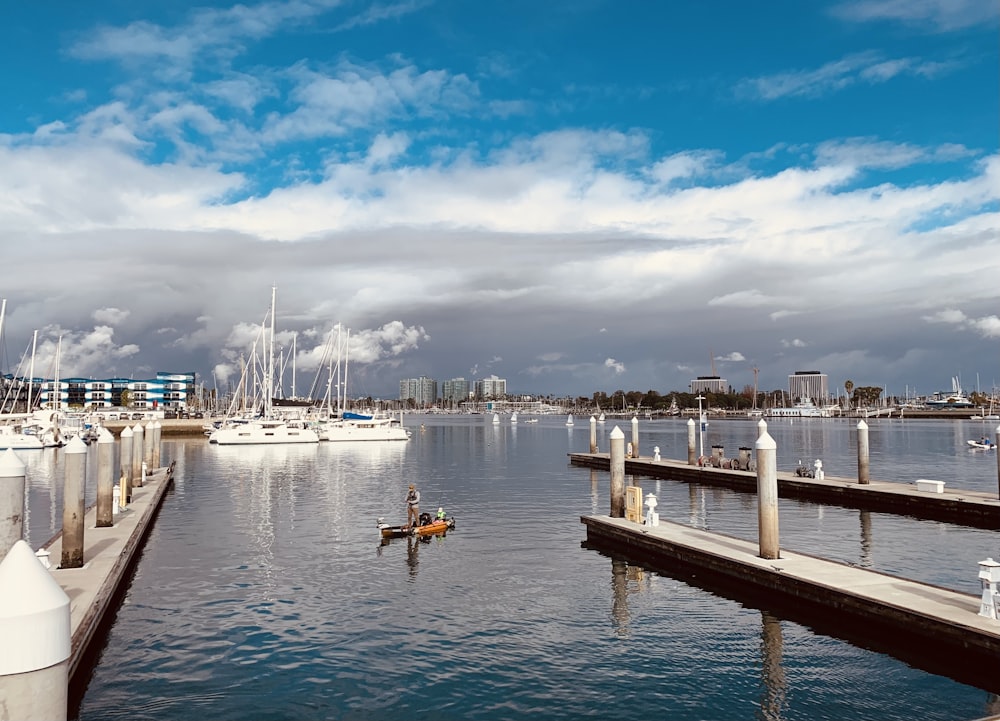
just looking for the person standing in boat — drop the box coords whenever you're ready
[406,484,420,528]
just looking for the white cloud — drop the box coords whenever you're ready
[93,308,130,325]
[831,0,999,31]
[716,352,746,362]
[781,339,808,348]
[605,358,625,374]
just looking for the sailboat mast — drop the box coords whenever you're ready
[54,334,62,411]
[27,329,37,412]
[267,285,276,417]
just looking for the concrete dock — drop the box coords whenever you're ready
[581,514,1000,693]
[569,453,1000,529]
[39,463,175,686]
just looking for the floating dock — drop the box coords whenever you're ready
[40,463,175,686]
[581,514,1000,693]
[569,453,1000,529]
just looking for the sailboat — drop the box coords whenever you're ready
[510,411,518,424]
[492,413,500,425]
[566,413,574,427]
[211,287,320,446]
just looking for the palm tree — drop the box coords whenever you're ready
[844,380,854,409]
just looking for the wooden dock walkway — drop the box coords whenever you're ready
[40,463,175,686]
[581,514,1000,693]
[569,453,1000,529]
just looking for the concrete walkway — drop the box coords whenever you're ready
[582,514,1000,693]
[40,464,174,683]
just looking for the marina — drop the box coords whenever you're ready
[7,414,1000,720]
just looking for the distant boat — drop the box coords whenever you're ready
[210,418,319,445]
[525,417,538,424]
[566,414,574,427]
[967,439,996,450]
[597,412,605,422]
[511,412,518,424]
[926,376,974,408]
[316,412,410,442]
[765,398,830,418]
[492,413,500,425]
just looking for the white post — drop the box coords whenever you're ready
[0,449,27,558]
[589,415,597,454]
[152,419,162,469]
[119,426,133,503]
[857,420,870,485]
[755,430,780,560]
[131,423,144,488]
[96,428,115,528]
[631,415,639,458]
[61,437,87,569]
[0,540,71,721]
[687,418,696,465]
[610,426,625,518]
[143,421,155,467]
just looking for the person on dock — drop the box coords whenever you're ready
[406,484,420,528]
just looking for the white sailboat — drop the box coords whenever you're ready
[492,413,500,425]
[566,413,574,426]
[211,287,319,446]
[510,411,518,424]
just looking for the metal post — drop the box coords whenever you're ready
[755,430,780,560]
[61,437,87,569]
[95,428,115,528]
[0,448,27,558]
[610,426,625,518]
[857,420,870,485]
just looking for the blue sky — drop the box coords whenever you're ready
[0,0,998,401]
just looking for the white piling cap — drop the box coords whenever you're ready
[0,447,26,478]
[120,425,133,438]
[97,427,115,443]
[0,540,71,674]
[64,435,88,455]
[857,419,868,429]
[132,423,144,433]
[755,431,776,450]
[610,426,625,439]
[687,418,695,426]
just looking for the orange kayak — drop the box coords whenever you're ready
[378,516,455,539]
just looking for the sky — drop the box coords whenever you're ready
[0,0,998,402]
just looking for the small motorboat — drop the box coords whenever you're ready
[377,512,456,539]
[967,439,996,450]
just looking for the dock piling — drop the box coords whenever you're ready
[755,430,780,560]
[119,426,133,502]
[60,437,87,569]
[95,428,115,528]
[631,416,639,458]
[152,419,162,468]
[131,423,144,488]
[143,421,155,468]
[857,420,870,485]
[0,540,71,721]
[0,448,26,559]
[995,424,1000,498]
[589,415,597,453]
[686,419,696,465]
[610,426,625,518]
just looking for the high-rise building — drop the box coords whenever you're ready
[690,375,727,394]
[789,370,828,403]
[475,375,506,399]
[441,378,470,405]
[399,376,438,407]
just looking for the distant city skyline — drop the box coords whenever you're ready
[0,2,996,400]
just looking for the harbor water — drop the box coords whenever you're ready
[20,415,1000,720]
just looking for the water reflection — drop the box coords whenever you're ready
[758,611,788,721]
